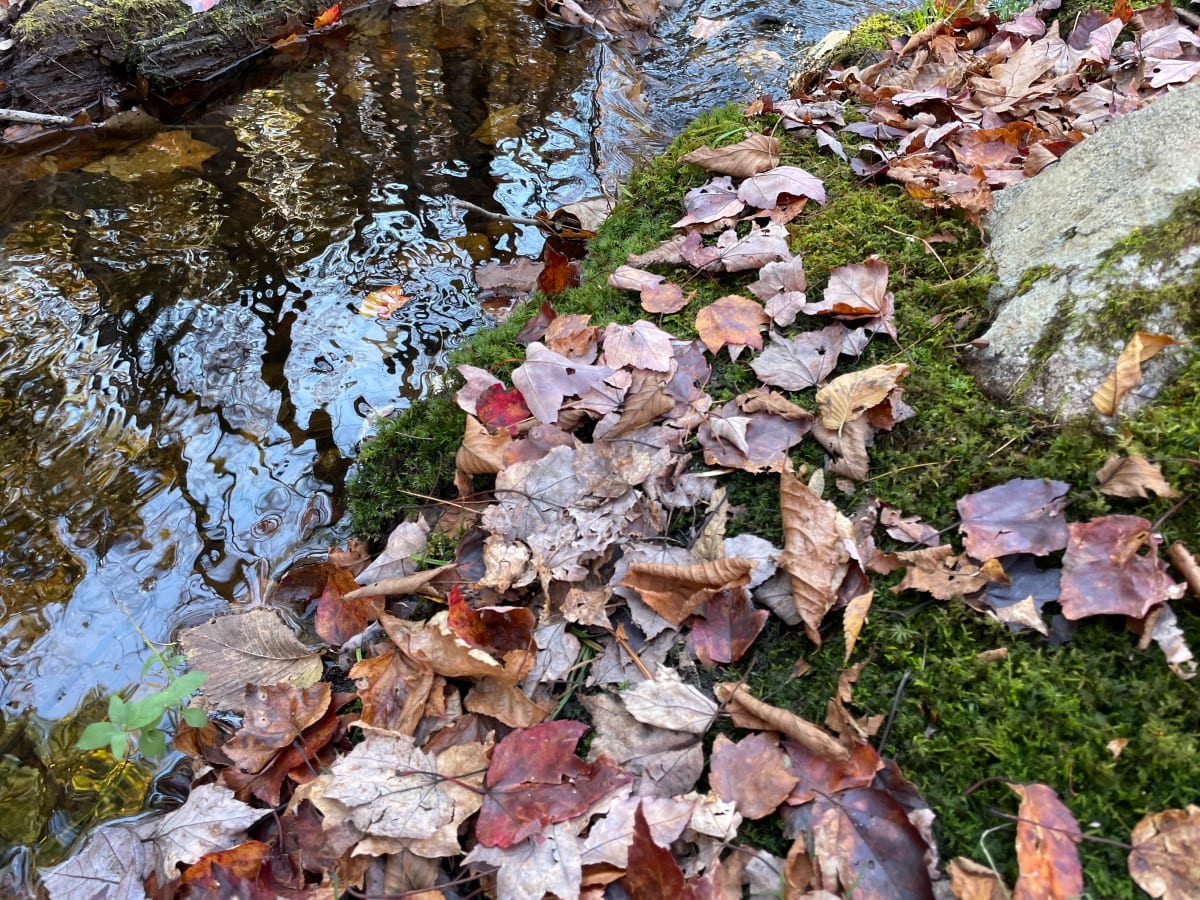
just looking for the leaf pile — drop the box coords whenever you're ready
[785,0,1200,224]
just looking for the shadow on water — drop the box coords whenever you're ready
[0,0,868,875]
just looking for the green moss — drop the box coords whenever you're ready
[1014,263,1056,296]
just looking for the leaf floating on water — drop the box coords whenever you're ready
[82,131,219,181]
[359,284,411,318]
[180,607,323,713]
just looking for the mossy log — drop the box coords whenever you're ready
[0,0,328,124]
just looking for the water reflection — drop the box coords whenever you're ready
[0,0,867,870]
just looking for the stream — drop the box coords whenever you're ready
[0,0,873,877]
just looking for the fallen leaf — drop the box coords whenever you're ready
[782,739,882,806]
[619,557,756,626]
[446,585,536,655]
[842,590,873,664]
[145,784,269,883]
[180,608,323,713]
[360,284,411,318]
[673,176,745,227]
[475,720,631,848]
[1096,453,1179,498]
[779,470,852,645]
[889,545,990,600]
[714,682,849,761]
[957,478,1070,560]
[751,327,844,390]
[808,788,936,898]
[602,320,675,372]
[619,802,687,896]
[313,3,340,28]
[678,132,780,176]
[695,295,770,358]
[608,265,689,314]
[476,383,533,435]
[465,822,583,900]
[510,342,614,424]
[948,857,1008,900]
[620,668,718,734]
[583,691,705,798]
[737,164,827,208]
[1091,332,1186,416]
[689,588,768,665]
[710,731,800,820]
[1008,782,1083,900]
[39,822,150,900]
[1129,805,1200,899]
[815,257,892,317]
[815,363,909,432]
[82,130,219,180]
[1060,515,1185,620]
[223,682,331,774]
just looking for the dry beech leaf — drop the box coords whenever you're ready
[779,470,850,646]
[180,608,323,713]
[948,857,1008,900]
[815,363,909,432]
[1008,783,1083,900]
[1129,805,1200,900]
[678,132,780,177]
[619,557,756,626]
[1096,453,1179,498]
[843,590,873,664]
[1091,331,1186,416]
[714,682,849,761]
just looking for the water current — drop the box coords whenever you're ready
[0,0,871,873]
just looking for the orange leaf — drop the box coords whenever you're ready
[1091,331,1185,416]
[313,2,340,28]
[360,284,410,317]
[1008,782,1083,900]
[694,295,769,358]
[619,557,755,626]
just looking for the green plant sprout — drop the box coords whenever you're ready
[75,628,208,761]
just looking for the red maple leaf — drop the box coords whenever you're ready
[475,720,631,847]
[476,383,532,435]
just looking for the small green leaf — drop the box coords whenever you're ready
[110,734,128,761]
[162,670,207,703]
[126,696,168,731]
[182,707,208,728]
[77,721,118,751]
[138,728,166,758]
[108,695,128,728]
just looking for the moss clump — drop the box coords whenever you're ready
[347,101,1200,895]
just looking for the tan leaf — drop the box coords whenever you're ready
[825,662,883,745]
[1129,805,1200,900]
[843,591,873,664]
[815,363,909,432]
[1096,453,1179,498]
[737,387,814,423]
[1091,332,1186,416]
[709,732,799,820]
[180,608,323,713]
[1009,783,1083,900]
[598,373,674,440]
[619,557,755,626]
[948,857,1007,900]
[695,295,770,358]
[678,133,780,177]
[779,470,851,646]
[714,682,849,761]
[455,416,511,494]
[890,545,990,600]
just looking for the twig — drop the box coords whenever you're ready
[1168,541,1200,599]
[0,107,73,126]
[613,623,653,680]
[875,670,910,756]
[447,197,541,227]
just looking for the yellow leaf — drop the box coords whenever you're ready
[815,363,909,432]
[843,590,873,664]
[360,285,411,318]
[1091,332,1185,416]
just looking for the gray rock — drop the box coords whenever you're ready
[966,81,1200,420]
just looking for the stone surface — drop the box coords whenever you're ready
[966,81,1200,420]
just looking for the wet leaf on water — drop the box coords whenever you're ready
[180,608,323,713]
[312,3,341,28]
[359,284,411,318]
[82,130,219,181]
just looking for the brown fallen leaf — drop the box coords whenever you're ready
[619,557,756,626]
[1008,782,1083,900]
[714,682,849,761]
[1091,331,1186,416]
[1128,804,1200,900]
[695,295,770,359]
[842,590,873,664]
[223,682,331,774]
[779,470,853,645]
[1059,515,1185,620]
[678,132,780,177]
[815,363,909,432]
[948,857,1008,899]
[709,731,799,820]
[1096,453,1179,498]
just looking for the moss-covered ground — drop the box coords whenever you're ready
[347,103,1200,895]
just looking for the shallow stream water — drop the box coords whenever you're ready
[0,0,871,874]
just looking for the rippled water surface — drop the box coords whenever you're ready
[0,0,869,870]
